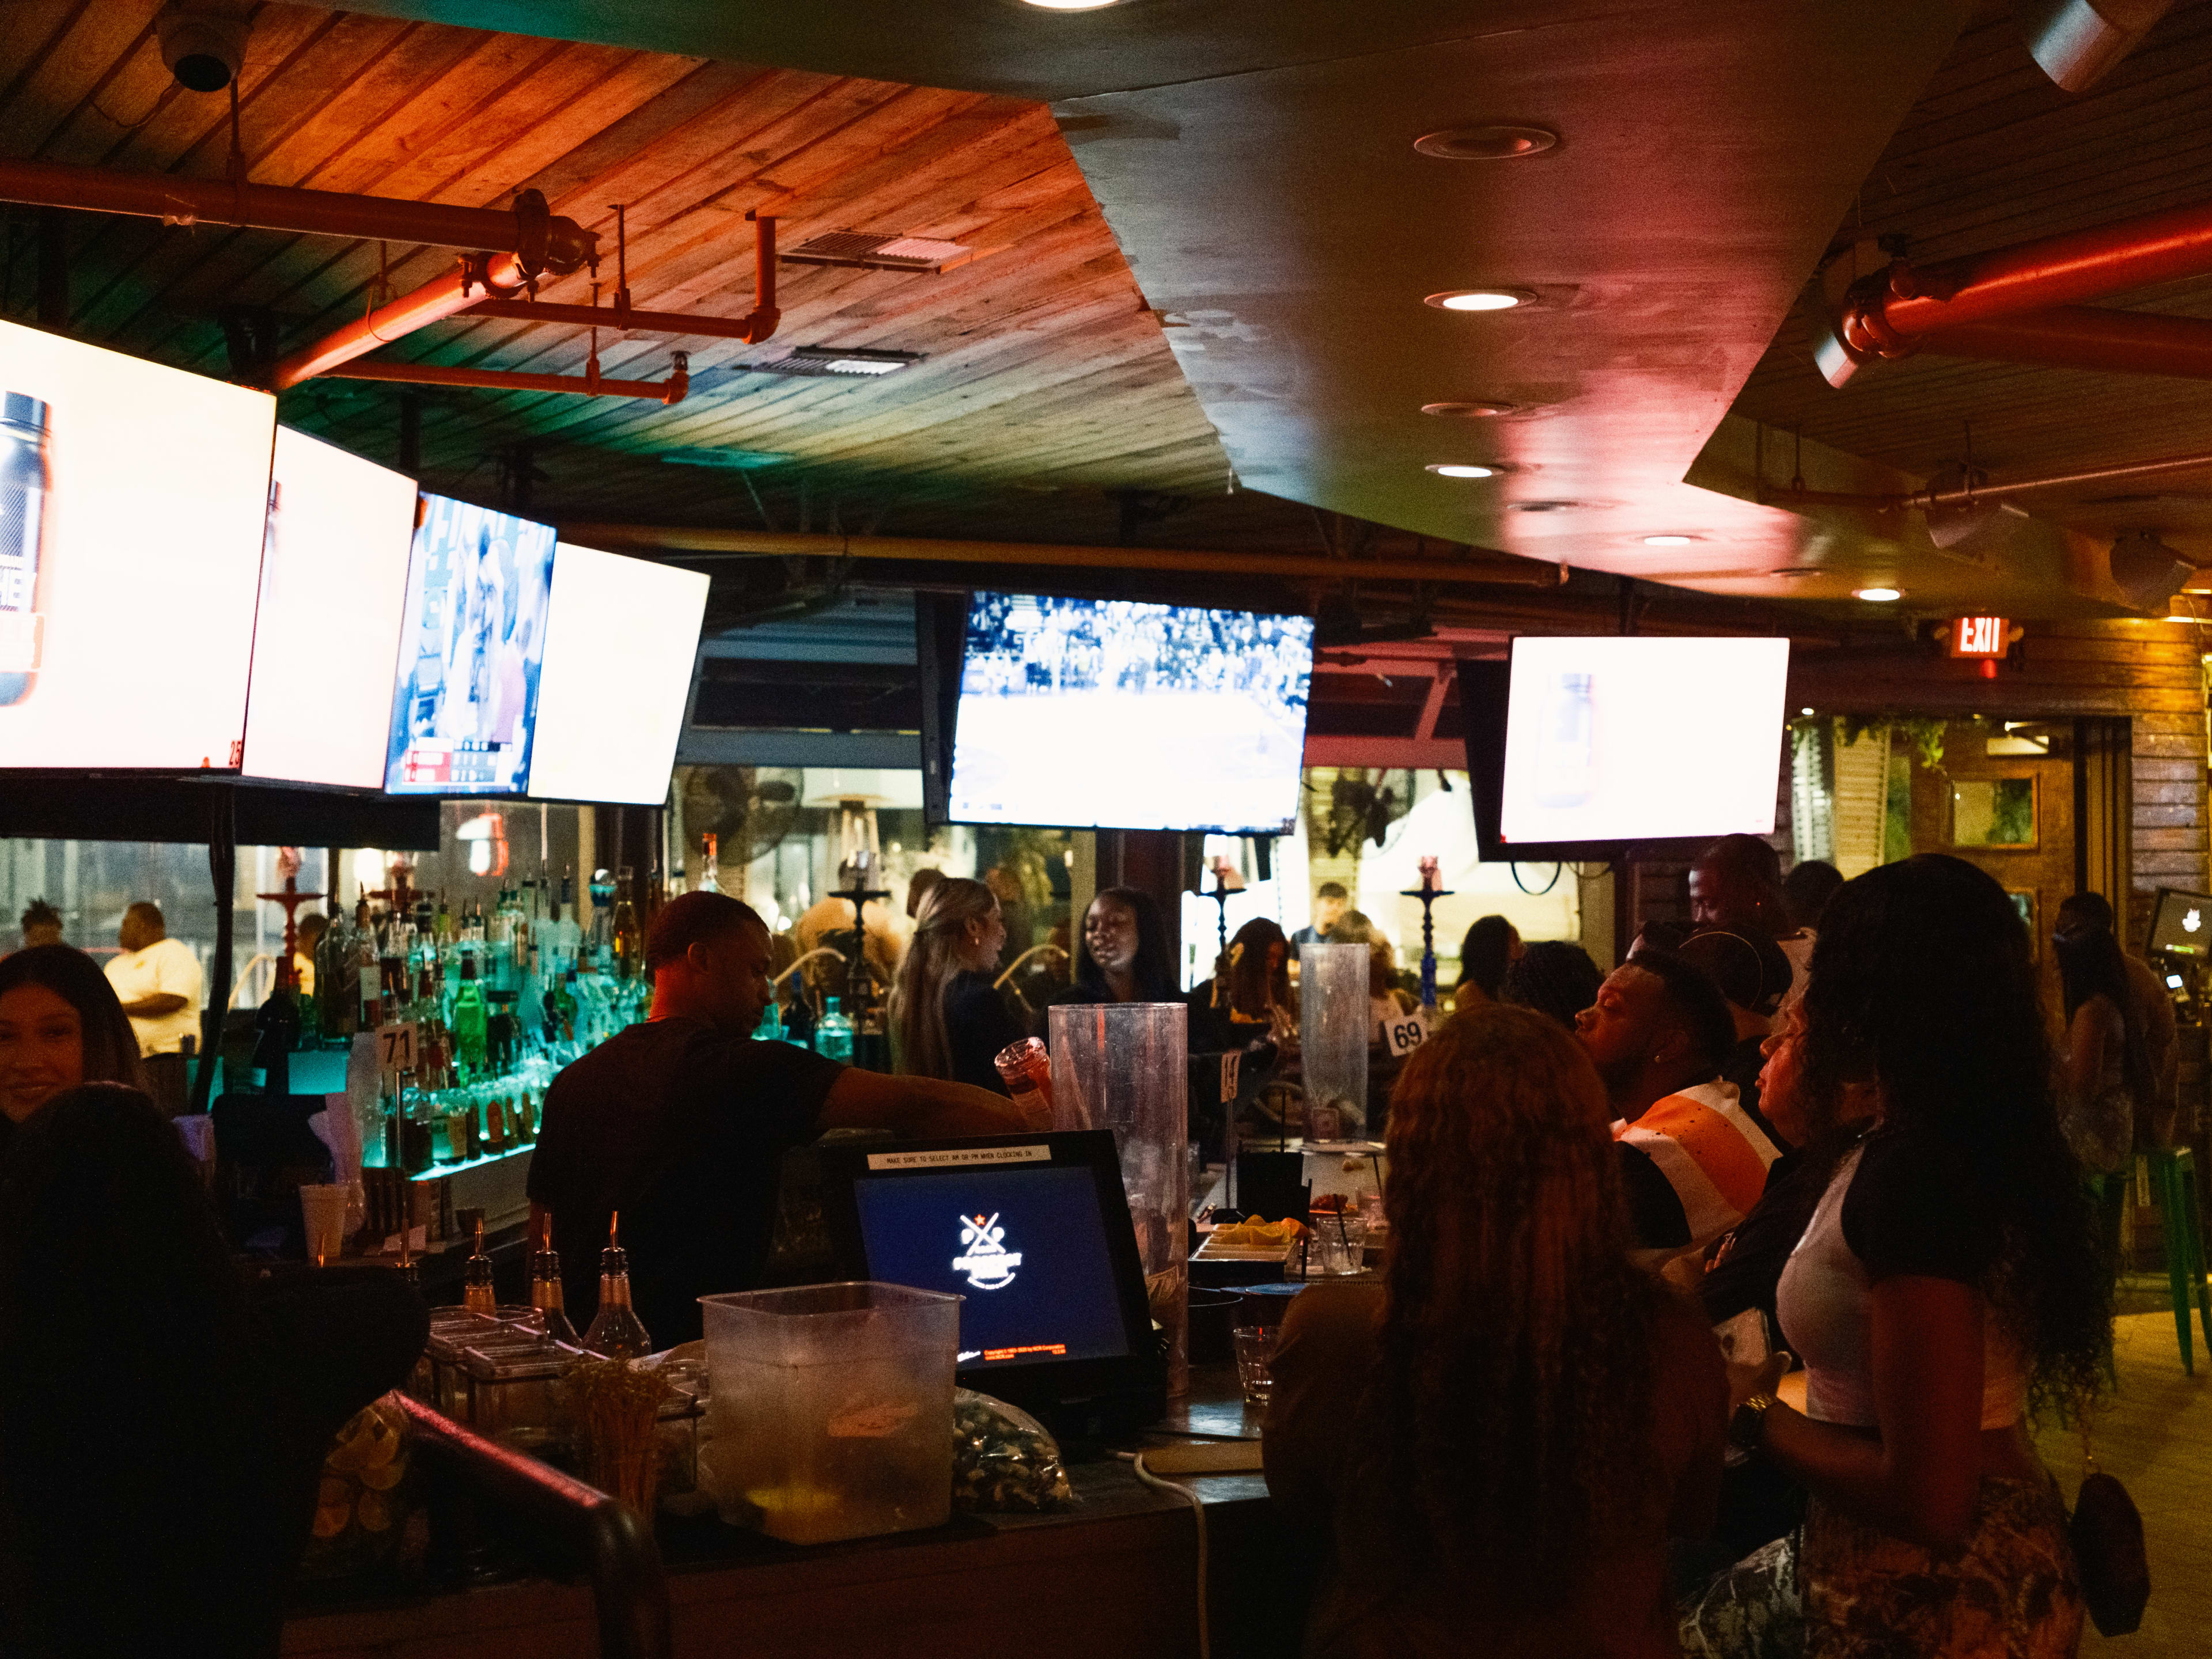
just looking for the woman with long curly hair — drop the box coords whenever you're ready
[1266,1003,1728,1656]
[888,877,1024,1093]
[1688,854,2109,1658]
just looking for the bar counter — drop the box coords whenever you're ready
[281,1368,1312,1659]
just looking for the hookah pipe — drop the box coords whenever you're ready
[1400,856,1455,1011]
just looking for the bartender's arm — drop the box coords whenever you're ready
[819,1067,1025,1139]
[118,993,187,1017]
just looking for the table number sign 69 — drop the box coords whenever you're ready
[1383,1008,1433,1058]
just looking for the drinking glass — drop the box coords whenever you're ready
[1232,1326,1278,1408]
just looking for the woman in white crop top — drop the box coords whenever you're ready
[1683,856,2111,1659]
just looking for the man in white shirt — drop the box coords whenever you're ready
[104,903,204,1113]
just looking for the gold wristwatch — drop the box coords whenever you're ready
[1729,1392,1776,1453]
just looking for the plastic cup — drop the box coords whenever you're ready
[1233,1325,1278,1408]
[300,1183,350,1263]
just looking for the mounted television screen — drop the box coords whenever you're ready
[948,593,1314,832]
[527,544,710,804]
[1495,635,1791,849]
[241,428,418,789]
[0,317,275,770]
[382,493,557,796]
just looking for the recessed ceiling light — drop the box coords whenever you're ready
[1421,400,1518,418]
[1414,125,1559,161]
[1426,463,1497,479]
[1020,0,1124,9]
[1425,289,1531,312]
[1641,533,1697,546]
[1800,706,1815,716]
[1854,586,1903,602]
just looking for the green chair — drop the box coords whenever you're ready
[2092,1147,2212,1373]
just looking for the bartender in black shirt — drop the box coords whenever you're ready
[529,891,1023,1346]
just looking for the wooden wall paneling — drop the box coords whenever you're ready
[2075,716,2131,918]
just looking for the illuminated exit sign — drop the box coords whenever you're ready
[1949,615,2012,658]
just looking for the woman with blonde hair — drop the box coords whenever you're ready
[889,877,1025,1093]
[1266,1004,1727,1656]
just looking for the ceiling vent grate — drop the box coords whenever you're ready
[743,345,926,379]
[782,230,977,272]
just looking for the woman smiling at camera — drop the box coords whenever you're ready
[0,943,144,1133]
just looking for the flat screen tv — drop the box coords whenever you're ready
[946,592,1314,832]
[241,427,418,789]
[527,543,710,804]
[381,493,557,796]
[0,317,275,770]
[1464,636,1792,862]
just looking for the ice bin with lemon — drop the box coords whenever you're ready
[697,1282,961,1544]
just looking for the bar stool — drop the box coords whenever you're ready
[2091,1147,2212,1373]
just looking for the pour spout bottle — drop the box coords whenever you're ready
[529,1218,580,1346]
[582,1212,652,1359]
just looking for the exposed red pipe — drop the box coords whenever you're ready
[1916,306,2212,379]
[270,252,525,391]
[1817,195,2212,384]
[326,353,689,405]
[461,216,781,346]
[0,157,594,271]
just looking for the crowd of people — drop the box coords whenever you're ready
[0,830,2164,1657]
[1268,837,2137,1659]
[961,594,1312,710]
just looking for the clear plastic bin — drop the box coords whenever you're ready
[696,1282,960,1545]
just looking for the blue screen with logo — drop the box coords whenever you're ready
[851,1165,1134,1368]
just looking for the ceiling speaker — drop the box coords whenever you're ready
[2108,529,2196,612]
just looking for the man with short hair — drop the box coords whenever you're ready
[16,899,62,951]
[1291,882,1350,953]
[1575,949,1779,1257]
[1689,834,1810,1006]
[529,891,1024,1346]
[104,901,204,1115]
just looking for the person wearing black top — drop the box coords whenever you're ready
[0,1084,427,1658]
[1050,885,1180,1007]
[889,876,1027,1093]
[529,892,1024,1347]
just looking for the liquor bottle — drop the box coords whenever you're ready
[0,392,50,708]
[450,951,488,1075]
[582,1213,653,1359]
[529,1215,579,1346]
[462,1217,497,1315]
[610,869,641,982]
[813,996,855,1063]
[252,982,301,1094]
[697,832,721,895]
[397,1068,434,1175]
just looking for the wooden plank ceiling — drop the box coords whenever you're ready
[1733,0,2212,563]
[0,0,1315,549]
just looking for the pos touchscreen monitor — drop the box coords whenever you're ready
[0,317,275,770]
[382,493,557,795]
[816,1131,1164,1418]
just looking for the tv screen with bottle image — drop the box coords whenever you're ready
[0,317,276,770]
[382,493,558,796]
[1497,635,1792,848]
[947,592,1315,832]
[241,427,419,789]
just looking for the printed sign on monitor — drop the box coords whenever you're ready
[382,494,556,796]
[1498,636,1792,846]
[948,593,1314,832]
[527,544,710,804]
[0,318,275,769]
[241,428,418,789]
